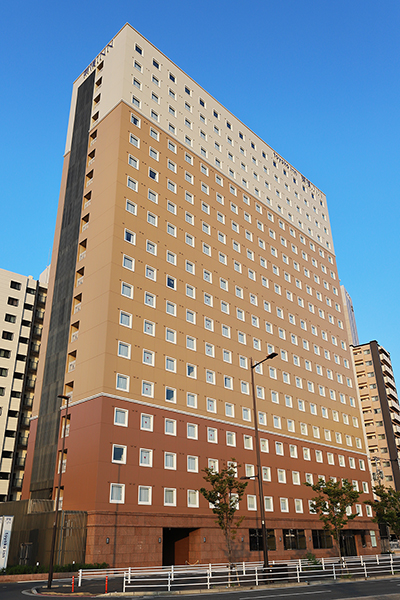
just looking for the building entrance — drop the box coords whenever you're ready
[340,531,357,557]
[162,528,197,565]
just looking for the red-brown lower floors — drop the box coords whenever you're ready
[85,511,380,567]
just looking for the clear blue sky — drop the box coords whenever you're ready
[1,0,399,378]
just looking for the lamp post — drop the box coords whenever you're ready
[47,394,70,589]
[250,352,278,570]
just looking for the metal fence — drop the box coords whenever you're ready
[78,554,400,591]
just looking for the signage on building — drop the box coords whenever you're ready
[0,516,14,569]
[83,41,114,78]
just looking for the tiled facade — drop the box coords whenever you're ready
[23,24,379,565]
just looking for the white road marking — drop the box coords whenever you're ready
[240,591,332,599]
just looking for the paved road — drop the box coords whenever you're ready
[117,577,400,599]
[3,576,400,599]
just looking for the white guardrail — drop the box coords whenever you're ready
[77,554,400,590]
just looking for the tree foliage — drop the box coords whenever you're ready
[199,461,248,565]
[366,484,400,539]
[306,478,360,559]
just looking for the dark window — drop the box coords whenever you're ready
[135,44,142,55]
[2,332,13,341]
[10,281,21,290]
[5,314,16,323]
[0,368,8,377]
[27,288,36,294]
[312,530,333,549]
[169,73,175,83]
[283,529,306,550]
[153,59,159,69]
[0,387,5,396]
[199,98,205,107]
[0,349,11,358]
[185,86,190,95]
[7,297,19,307]
[24,304,34,311]
[249,528,276,552]
[11,391,21,398]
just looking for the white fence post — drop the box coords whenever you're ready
[78,569,82,587]
[209,563,212,577]
[128,567,131,584]
[255,566,258,586]
[376,554,379,565]
[360,555,363,565]
[391,553,394,575]
[322,557,325,570]
[364,562,368,578]
[243,561,246,575]
[207,571,210,589]
[296,564,300,583]
[333,563,336,580]
[168,572,171,592]
[171,564,174,581]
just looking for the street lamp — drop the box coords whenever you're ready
[250,352,278,570]
[47,394,70,589]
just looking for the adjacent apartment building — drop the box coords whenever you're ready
[353,341,400,490]
[22,23,378,565]
[0,268,48,502]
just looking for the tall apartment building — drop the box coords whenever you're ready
[22,24,378,565]
[353,341,400,490]
[0,268,48,502]
[341,286,359,347]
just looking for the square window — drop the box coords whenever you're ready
[165,418,176,435]
[164,488,176,506]
[187,392,197,408]
[120,311,132,328]
[114,408,128,427]
[139,448,153,467]
[112,445,127,466]
[116,373,129,391]
[187,423,198,439]
[141,414,153,431]
[142,381,154,397]
[226,431,236,446]
[118,341,131,359]
[187,490,199,508]
[110,483,125,503]
[138,486,152,505]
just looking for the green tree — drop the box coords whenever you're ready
[366,484,400,539]
[306,478,360,561]
[199,461,248,566]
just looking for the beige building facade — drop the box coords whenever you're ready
[0,268,47,502]
[23,24,378,565]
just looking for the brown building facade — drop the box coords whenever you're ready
[353,341,400,490]
[22,24,378,565]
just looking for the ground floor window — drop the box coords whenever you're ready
[249,528,276,551]
[312,529,333,549]
[283,529,306,550]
